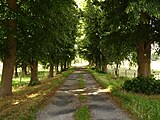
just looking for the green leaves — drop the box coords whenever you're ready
[122,77,160,95]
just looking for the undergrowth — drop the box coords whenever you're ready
[122,77,160,95]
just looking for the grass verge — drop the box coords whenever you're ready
[75,73,90,120]
[79,74,85,89]
[0,68,74,120]
[75,106,90,120]
[88,69,160,120]
[0,71,49,87]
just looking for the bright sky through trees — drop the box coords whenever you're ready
[75,0,86,9]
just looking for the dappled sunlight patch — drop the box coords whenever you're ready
[11,99,26,105]
[71,88,85,92]
[12,100,20,105]
[97,87,112,93]
[88,87,112,95]
[26,93,39,99]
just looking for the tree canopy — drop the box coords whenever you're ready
[0,0,80,97]
[79,0,160,76]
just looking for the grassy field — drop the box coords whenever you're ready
[0,70,49,87]
[89,69,160,120]
[0,68,74,120]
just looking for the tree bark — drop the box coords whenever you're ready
[137,42,151,77]
[60,63,63,71]
[0,0,17,97]
[56,64,59,74]
[102,64,108,73]
[115,63,119,78]
[28,59,40,86]
[64,62,67,70]
[67,61,71,68]
[22,64,27,75]
[0,37,16,96]
[48,63,54,78]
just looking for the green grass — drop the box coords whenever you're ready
[79,74,85,89]
[89,69,160,120]
[75,74,90,120]
[62,68,74,77]
[78,95,86,101]
[0,71,49,87]
[88,69,126,91]
[113,91,160,120]
[75,106,90,120]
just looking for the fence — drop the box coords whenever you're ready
[108,67,160,79]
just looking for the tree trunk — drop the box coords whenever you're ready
[61,63,63,71]
[28,59,40,86]
[102,64,108,73]
[14,63,18,77]
[0,0,17,97]
[22,64,27,75]
[0,37,16,96]
[48,63,54,78]
[64,62,67,70]
[137,42,151,77]
[56,64,59,74]
[67,61,71,68]
[115,63,119,78]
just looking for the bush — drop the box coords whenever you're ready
[122,77,160,95]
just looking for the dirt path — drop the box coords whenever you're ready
[36,68,130,120]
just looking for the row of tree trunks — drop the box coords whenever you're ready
[137,42,151,77]
[0,0,18,97]
[91,42,151,78]
[48,61,71,78]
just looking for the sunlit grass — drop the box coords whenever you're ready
[0,70,49,88]
[89,68,160,120]
[0,68,74,120]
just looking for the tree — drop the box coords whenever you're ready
[0,0,18,97]
[80,0,133,73]
[0,0,79,96]
[82,0,160,77]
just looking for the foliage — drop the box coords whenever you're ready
[79,0,135,71]
[79,0,160,78]
[122,77,160,95]
[0,0,79,96]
